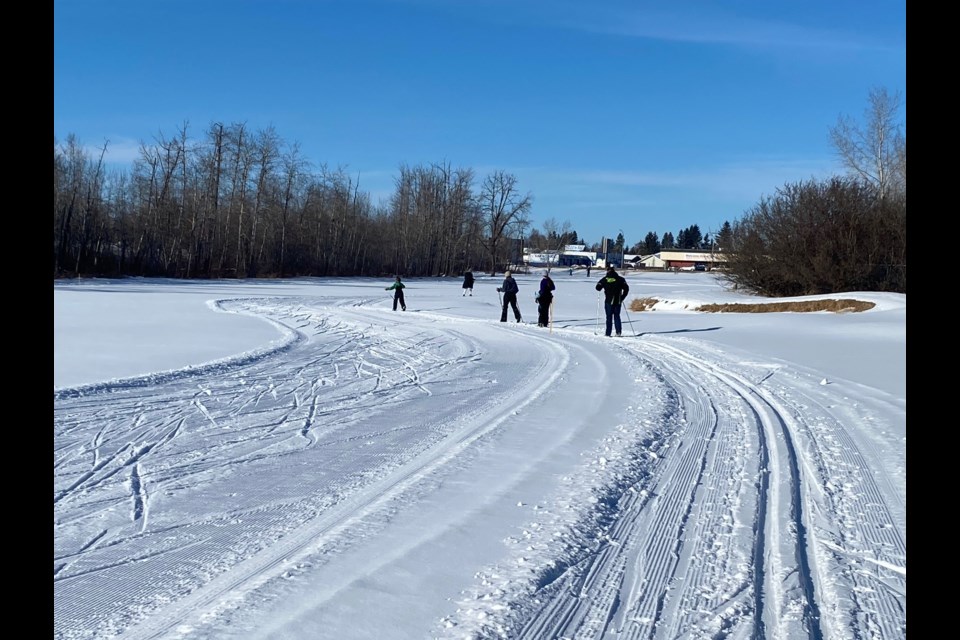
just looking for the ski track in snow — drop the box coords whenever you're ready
[53,296,906,640]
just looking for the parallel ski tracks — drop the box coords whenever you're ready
[511,335,772,639]
[509,334,904,640]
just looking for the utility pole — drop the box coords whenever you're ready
[619,229,625,269]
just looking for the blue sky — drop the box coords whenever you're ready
[53,0,905,247]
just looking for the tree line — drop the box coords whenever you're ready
[524,223,727,258]
[55,122,539,279]
[53,122,716,282]
[55,87,905,295]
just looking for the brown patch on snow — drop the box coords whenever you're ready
[628,298,875,313]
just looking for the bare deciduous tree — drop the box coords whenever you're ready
[829,87,906,199]
[478,171,532,274]
[275,143,308,276]
[542,217,574,272]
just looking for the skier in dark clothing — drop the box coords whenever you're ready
[536,273,555,327]
[595,266,629,336]
[497,271,522,323]
[386,275,406,311]
[462,269,474,296]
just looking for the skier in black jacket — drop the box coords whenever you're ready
[536,273,555,327]
[497,271,522,323]
[595,266,629,336]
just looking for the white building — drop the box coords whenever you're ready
[523,248,597,267]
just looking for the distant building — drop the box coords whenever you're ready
[521,246,727,270]
[596,252,639,269]
[523,251,561,267]
[637,253,666,269]
[557,250,596,267]
[523,247,596,268]
[636,250,726,270]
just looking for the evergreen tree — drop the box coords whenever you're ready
[717,221,733,252]
[643,231,660,254]
[678,224,703,249]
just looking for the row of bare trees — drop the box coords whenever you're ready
[54,122,534,280]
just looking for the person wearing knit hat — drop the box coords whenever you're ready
[496,271,522,323]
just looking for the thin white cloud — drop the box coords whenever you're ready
[407,0,903,54]
[567,9,899,52]
[514,156,841,204]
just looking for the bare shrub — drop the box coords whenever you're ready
[721,177,905,296]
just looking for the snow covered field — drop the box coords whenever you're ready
[54,272,906,639]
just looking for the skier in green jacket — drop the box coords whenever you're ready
[386,276,406,311]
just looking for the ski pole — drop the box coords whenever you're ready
[623,301,638,336]
[594,293,601,335]
[549,299,554,334]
